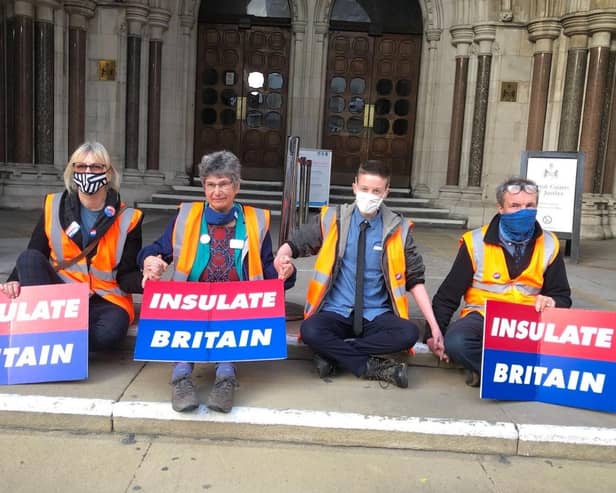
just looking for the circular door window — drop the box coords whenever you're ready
[329,96,345,113]
[349,97,365,114]
[328,115,344,133]
[373,118,389,135]
[376,79,393,95]
[203,88,217,105]
[247,111,263,128]
[330,76,346,93]
[268,72,284,90]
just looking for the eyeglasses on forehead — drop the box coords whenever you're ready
[505,183,538,194]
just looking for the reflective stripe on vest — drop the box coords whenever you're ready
[461,225,559,317]
[45,193,140,322]
[304,208,410,319]
[171,202,268,282]
[305,207,338,317]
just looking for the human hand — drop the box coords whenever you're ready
[143,255,168,279]
[0,281,21,299]
[426,333,449,363]
[535,295,555,312]
[274,244,294,280]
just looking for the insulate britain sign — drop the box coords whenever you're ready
[481,300,616,413]
[134,279,287,363]
[0,283,89,384]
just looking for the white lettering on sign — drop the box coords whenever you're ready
[148,292,277,311]
[492,363,605,393]
[150,328,272,349]
[0,299,81,322]
[490,317,614,348]
[1,344,74,367]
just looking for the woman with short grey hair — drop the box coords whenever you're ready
[138,150,296,414]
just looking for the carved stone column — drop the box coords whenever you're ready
[578,12,616,193]
[0,1,6,162]
[13,0,34,164]
[146,6,170,171]
[446,25,473,186]
[558,14,589,152]
[125,1,148,169]
[526,19,561,151]
[178,0,196,176]
[64,0,95,156]
[35,1,60,164]
[602,39,616,195]
[468,23,495,187]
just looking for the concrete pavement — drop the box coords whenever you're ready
[1,209,616,462]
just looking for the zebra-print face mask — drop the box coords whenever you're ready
[73,172,108,195]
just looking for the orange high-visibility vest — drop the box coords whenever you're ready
[171,202,269,281]
[304,206,411,319]
[44,193,142,322]
[461,225,559,317]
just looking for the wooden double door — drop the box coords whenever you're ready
[194,24,291,180]
[322,32,422,186]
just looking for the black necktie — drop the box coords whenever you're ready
[353,220,369,337]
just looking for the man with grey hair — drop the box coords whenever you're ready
[429,177,572,387]
[138,150,295,413]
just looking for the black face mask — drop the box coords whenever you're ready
[73,172,108,195]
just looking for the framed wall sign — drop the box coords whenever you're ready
[521,151,584,262]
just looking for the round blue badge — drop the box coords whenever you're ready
[493,272,501,279]
[104,205,116,217]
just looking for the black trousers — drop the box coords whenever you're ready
[300,310,419,376]
[15,249,130,351]
[443,311,484,375]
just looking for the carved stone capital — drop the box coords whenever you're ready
[561,12,589,38]
[125,1,150,36]
[178,0,196,34]
[426,27,442,44]
[64,0,96,29]
[149,7,171,41]
[528,18,561,42]
[473,23,496,55]
[292,20,307,34]
[587,10,616,36]
[14,0,34,17]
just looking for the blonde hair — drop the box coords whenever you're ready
[63,141,121,192]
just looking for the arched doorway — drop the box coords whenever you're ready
[193,1,292,180]
[323,0,423,186]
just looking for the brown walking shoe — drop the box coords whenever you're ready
[171,376,199,412]
[206,377,238,413]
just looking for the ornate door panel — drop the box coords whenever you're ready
[194,24,244,167]
[323,32,421,186]
[241,26,290,181]
[194,24,290,180]
[368,35,421,185]
[322,32,375,185]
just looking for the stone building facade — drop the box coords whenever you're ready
[1,0,616,238]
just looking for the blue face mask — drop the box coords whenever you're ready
[499,208,537,242]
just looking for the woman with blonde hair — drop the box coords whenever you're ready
[0,142,144,351]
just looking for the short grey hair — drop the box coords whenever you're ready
[496,176,539,207]
[198,151,241,185]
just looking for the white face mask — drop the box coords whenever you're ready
[355,190,384,215]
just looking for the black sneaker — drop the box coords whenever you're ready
[313,353,335,378]
[363,356,408,388]
[206,377,238,413]
[171,376,199,412]
[465,370,481,388]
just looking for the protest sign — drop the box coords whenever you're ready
[134,279,287,362]
[0,283,89,384]
[481,300,616,412]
